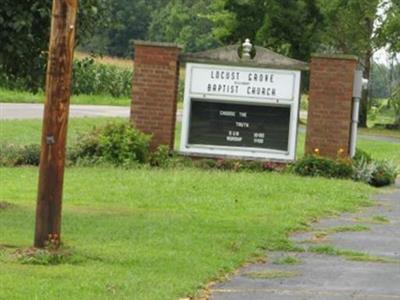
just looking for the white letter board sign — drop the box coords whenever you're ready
[180,63,301,161]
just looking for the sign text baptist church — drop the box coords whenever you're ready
[190,67,296,100]
[180,41,302,162]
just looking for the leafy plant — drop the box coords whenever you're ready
[149,145,171,167]
[0,144,40,166]
[293,155,353,179]
[70,122,151,165]
[369,160,398,187]
[353,148,372,163]
[352,158,375,183]
[72,57,132,97]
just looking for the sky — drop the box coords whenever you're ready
[374,48,400,65]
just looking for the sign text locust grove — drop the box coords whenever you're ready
[180,63,301,161]
[190,66,296,100]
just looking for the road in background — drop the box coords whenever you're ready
[0,103,130,120]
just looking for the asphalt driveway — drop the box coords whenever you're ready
[211,180,400,300]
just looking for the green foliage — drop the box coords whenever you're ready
[389,85,400,126]
[70,122,151,165]
[293,151,398,187]
[177,78,185,102]
[148,0,220,53]
[374,0,400,53]
[15,248,83,266]
[93,0,169,57]
[149,145,171,167]
[369,160,398,187]
[0,144,40,166]
[353,149,398,187]
[318,0,378,56]
[352,158,376,183]
[352,148,398,186]
[210,0,324,61]
[353,148,372,163]
[293,155,353,179]
[72,57,132,97]
[0,0,109,92]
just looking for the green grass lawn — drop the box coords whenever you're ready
[0,87,130,106]
[0,117,124,146]
[1,117,396,299]
[0,166,374,300]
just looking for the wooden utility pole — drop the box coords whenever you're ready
[34,0,78,248]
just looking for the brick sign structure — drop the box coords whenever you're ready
[131,41,181,150]
[305,54,358,159]
[131,41,361,163]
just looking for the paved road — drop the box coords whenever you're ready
[211,180,400,300]
[0,103,130,120]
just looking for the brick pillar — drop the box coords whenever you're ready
[305,54,358,159]
[131,41,181,150]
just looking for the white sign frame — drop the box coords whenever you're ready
[180,63,301,161]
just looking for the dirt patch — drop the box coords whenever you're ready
[0,201,14,210]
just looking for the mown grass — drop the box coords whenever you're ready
[0,87,130,106]
[0,166,374,300]
[0,118,125,146]
[0,114,387,299]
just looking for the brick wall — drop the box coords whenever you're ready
[305,54,358,159]
[131,41,181,150]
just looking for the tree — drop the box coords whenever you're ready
[207,0,324,61]
[375,0,400,53]
[0,0,108,91]
[371,62,391,98]
[148,0,220,53]
[390,85,400,127]
[318,0,400,127]
[87,0,169,57]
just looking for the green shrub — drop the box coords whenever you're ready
[0,144,40,166]
[369,160,398,187]
[149,145,171,167]
[353,148,372,163]
[70,122,151,165]
[352,158,375,183]
[293,155,353,179]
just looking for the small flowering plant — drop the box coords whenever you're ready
[46,233,61,250]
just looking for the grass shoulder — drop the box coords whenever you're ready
[0,87,130,106]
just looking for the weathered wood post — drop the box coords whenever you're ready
[34,0,78,248]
